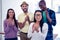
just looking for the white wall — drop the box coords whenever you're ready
[2,0,41,31]
[0,0,2,40]
[2,0,60,40]
[2,0,40,40]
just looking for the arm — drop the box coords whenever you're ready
[18,20,26,29]
[40,23,48,39]
[28,18,31,24]
[4,20,10,34]
[13,26,18,32]
[46,10,56,26]
[27,23,33,38]
[50,11,56,26]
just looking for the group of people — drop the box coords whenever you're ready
[4,0,56,40]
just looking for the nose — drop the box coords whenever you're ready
[37,16,40,18]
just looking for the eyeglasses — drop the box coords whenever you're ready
[35,14,41,16]
[9,12,14,13]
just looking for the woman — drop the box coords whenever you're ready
[27,10,48,40]
[4,8,18,40]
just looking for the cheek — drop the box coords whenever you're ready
[40,16,42,20]
[21,7,24,9]
[9,13,14,17]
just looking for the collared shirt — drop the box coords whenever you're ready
[18,13,34,33]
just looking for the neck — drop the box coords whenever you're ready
[36,21,40,24]
[24,11,28,15]
[9,17,13,20]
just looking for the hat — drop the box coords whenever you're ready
[20,1,28,7]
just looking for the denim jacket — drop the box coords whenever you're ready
[41,8,56,40]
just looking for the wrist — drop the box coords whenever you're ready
[47,16,52,23]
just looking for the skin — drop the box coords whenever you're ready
[18,4,31,29]
[32,12,42,33]
[7,10,15,26]
[39,1,52,23]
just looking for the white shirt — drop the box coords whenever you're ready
[27,22,48,40]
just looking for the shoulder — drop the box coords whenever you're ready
[4,19,8,24]
[18,13,24,17]
[4,19,7,22]
[28,12,34,15]
[48,8,55,13]
[28,13,34,19]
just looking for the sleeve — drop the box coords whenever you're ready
[50,10,56,26]
[18,15,21,22]
[13,26,18,32]
[4,20,10,34]
[27,23,33,38]
[40,23,48,39]
[31,13,34,21]
[18,14,23,23]
[13,20,18,32]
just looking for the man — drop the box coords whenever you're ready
[18,1,34,40]
[39,0,56,40]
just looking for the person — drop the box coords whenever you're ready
[27,10,48,40]
[39,0,56,40]
[18,1,34,40]
[4,8,18,40]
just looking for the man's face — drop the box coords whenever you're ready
[21,4,28,12]
[39,2,46,10]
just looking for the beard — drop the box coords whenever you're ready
[23,8,28,13]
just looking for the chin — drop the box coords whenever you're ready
[10,16,13,18]
[37,20,40,21]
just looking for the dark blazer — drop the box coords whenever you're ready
[41,8,56,40]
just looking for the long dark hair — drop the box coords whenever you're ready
[6,8,18,28]
[34,10,43,32]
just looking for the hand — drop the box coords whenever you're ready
[45,10,52,23]
[7,19,12,25]
[32,27,35,33]
[35,26,39,32]
[7,19,15,26]
[25,15,30,22]
[18,23,23,29]
[35,29,39,32]
[25,16,28,21]
[32,24,35,33]
[33,24,39,32]
[11,20,15,26]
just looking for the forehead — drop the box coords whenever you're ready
[21,4,28,7]
[9,10,13,12]
[39,1,46,6]
[40,2,45,5]
[35,12,41,14]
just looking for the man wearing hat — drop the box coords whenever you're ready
[18,1,34,40]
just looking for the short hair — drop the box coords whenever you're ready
[20,1,29,7]
[39,0,46,6]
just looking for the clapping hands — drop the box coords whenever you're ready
[32,23,39,33]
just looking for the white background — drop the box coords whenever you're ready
[1,0,60,40]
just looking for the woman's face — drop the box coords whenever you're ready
[35,12,42,22]
[8,10,14,18]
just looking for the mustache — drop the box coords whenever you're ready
[23,8,28,11]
